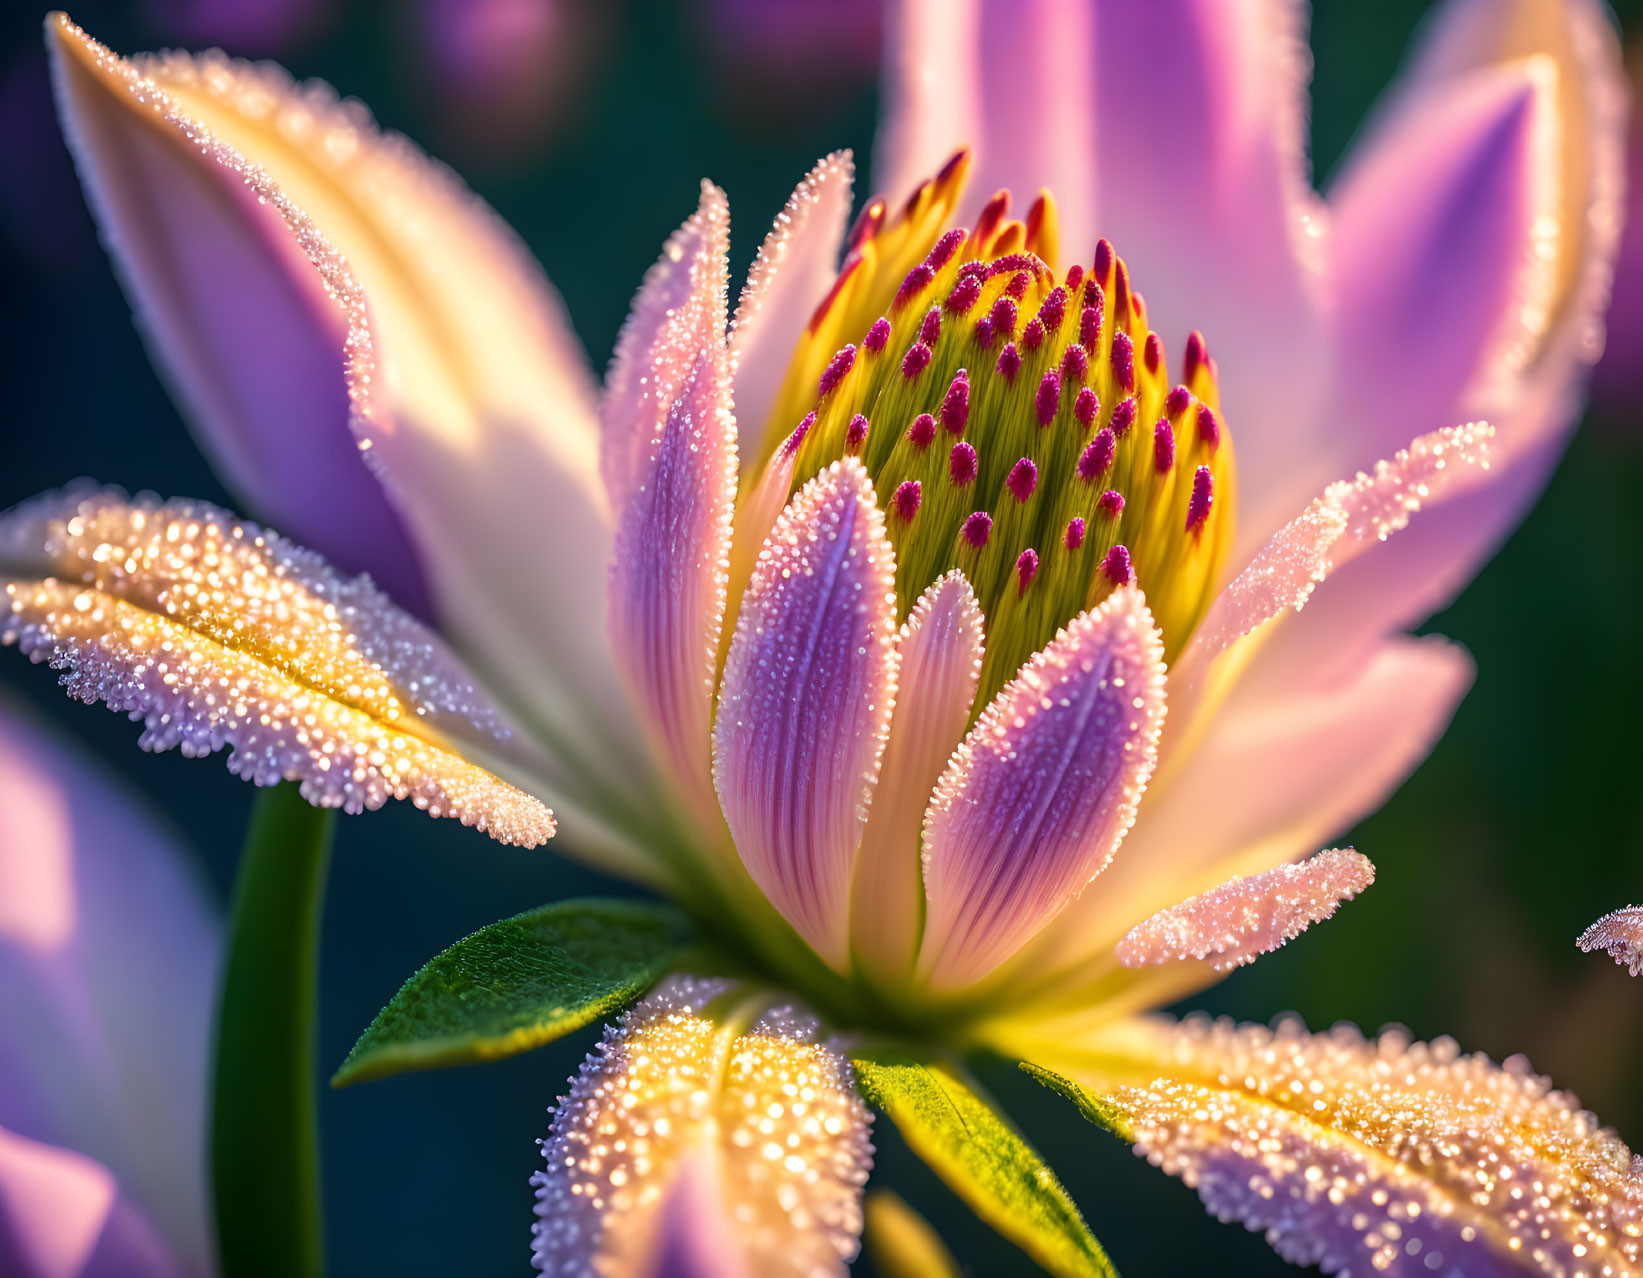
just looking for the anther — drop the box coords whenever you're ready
[1183,330,1208,381]
[1110,397,1137,436]
[974,317,995,350]
[818,345,857,397]
[1111,332,1135,393]
[893,480,922,523]
[1074,387,1099,428]
[1079,302,1102,350]
[845,414,869,451]
[1061,344,1088,384]
[927,228,965,271]
[949,441,978,487]
[1166,385,1191,417]
[1143,333,1163,376]
[962,510,993,548]
[940,371,970,435]
[1101,543,1134,584]
[1006,457,1038,502]
[864,317,891,354]
[1078,430,1115,483]
[784,411,817,458]
[1154,420,1175,474]
[1036,370,1062,426]
[1015,548,1040,595]
[1098,489,1125,520]
[1037,287,1068,333]
[894,263,935,311]
[1022,318,1046,352]
[1186,465,1214,534]
[1064,264,1084,296]
[1004,271,1030,300]
[919,308,942,347]
[902,343,933,381]
[996,342,1021,382]
[907,413,937,451]
[988,295,1018,338]
[1094,238,1114,281]
[945,274,982,315]
[1196,405,1220,451]
[1064,517,1086,550]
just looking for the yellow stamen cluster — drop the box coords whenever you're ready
[751,152,1235,705]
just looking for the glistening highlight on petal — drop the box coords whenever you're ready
[0,489,553,846]
[1037,1015,1643,1278]
[1577,905,1643,977]
[1115,848,1375,973]
[530,977,872,1278]
[918,585,1167,991]
[714,460,900,967]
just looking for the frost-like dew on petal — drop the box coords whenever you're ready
[714,460,899,967]
[1116,848,1375,973]
[917,585,1166,991]
[1089,1016,1643,1278]
[1577,905,1643,976]
[0,489,553,846]
[602,183,731,515]
[530,976,872,1278]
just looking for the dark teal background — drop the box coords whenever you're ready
[2,1,1641,1273]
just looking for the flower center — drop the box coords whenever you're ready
[748,150,1235,705]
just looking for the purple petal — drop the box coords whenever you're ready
[0,1126,184,1278]
[731,152,856,459]
[713,460,899,966]
[0,488,555,846]
[608,350,737,818]
[1329,60,1559,462]
[603,183,730,516]
[850,572,984,978]
[0,699,216,1274]
[918,585,1166,991]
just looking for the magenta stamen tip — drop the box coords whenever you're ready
[996,341,1022,382]
[928,227,965,271]
[1074,386,1099,428]
[945,273,983,315]
[845,413,870,450]
[864,316,891,354]
[919,307,943,347]
[1098,489,1125,520]
[962,510,993,548]
[1093,239,1114,280]
[902,342,933,381]
[783,410,817,458]
[1064,263,1084,296]
[1004,271,1030,301]
[1111,396,1137,436]
[1078,429,1115,484]
[988,295,1018,337]
[1064,517,1086,551]
[1143,332,1163,376]
[893,479,922,523]
[1079,301,1102,350]
[1035,369,1062,426]
[1111,331,1135,393]
[1101,543,1133,585]
[1186,465,1214,534]
[1022,318,1046,352]
[949,440,978,487]
[894,262,935,310]
[940,370,970,435]
[1007,456,1038,502]
[1015,547,1040,595]
[1166,385,1191,417]
[1038,286,1068,333]
[1184,329,1208,380]
[974,316,996,350]
[1196,404,1220,451]
[817,344,857,397]
[1154,420,1175,474]
[908,412,937,450]
[1061,343,1088,384]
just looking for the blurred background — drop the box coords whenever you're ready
[2,0,1642,1273]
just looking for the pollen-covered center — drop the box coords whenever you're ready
[749,150,1235,704]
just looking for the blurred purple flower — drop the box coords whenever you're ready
[696,0,880,119]
[0,699,218,1278]
[144,0,332,56]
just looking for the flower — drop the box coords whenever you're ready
[3,1,1633,1274]
[0,696,218,1277]
[1579,905,1643,976]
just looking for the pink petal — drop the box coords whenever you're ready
[603,182,730,515]
[849,572,984,978]
[0,1127,182,1278]
[640,1150,755,1278]
[917,585,1167,992]
[731,152,856,459]
[713,460,899,967]
[1017,637,1471,996]
[875,0,1096,251]
[1116,847,1376,973]
[46,14,424,611]
[0,700,217,1274]
[1328,59,1560,465]
[608,350,737,820]
[48,20,641,804]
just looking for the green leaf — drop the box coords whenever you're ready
[333,898,688,1086]
[851,1053,1120,1278]
[213,785,334,1278]
[1020,1062,1137,1142]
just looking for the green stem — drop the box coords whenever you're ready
[211,786,334,1278]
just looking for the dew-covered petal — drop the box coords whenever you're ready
[1578,905,1643,977]
[917,585,1167,992]
[603,183,731,517]
[1014,637,1471,1001]
[1040,1015,1643,1278]
[530,977,872,1278]
[608,350,737,819]
[875,0,1096,252]
[732,153,856,460]
[0,697,216,1275]
[0,489,554,846]
[47,18,637,789]
[1116,848,1375,974]
[1329,59,1560,465]
[0,1125,184,1278]
[849,572,984,979]
[713,460,899,967]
